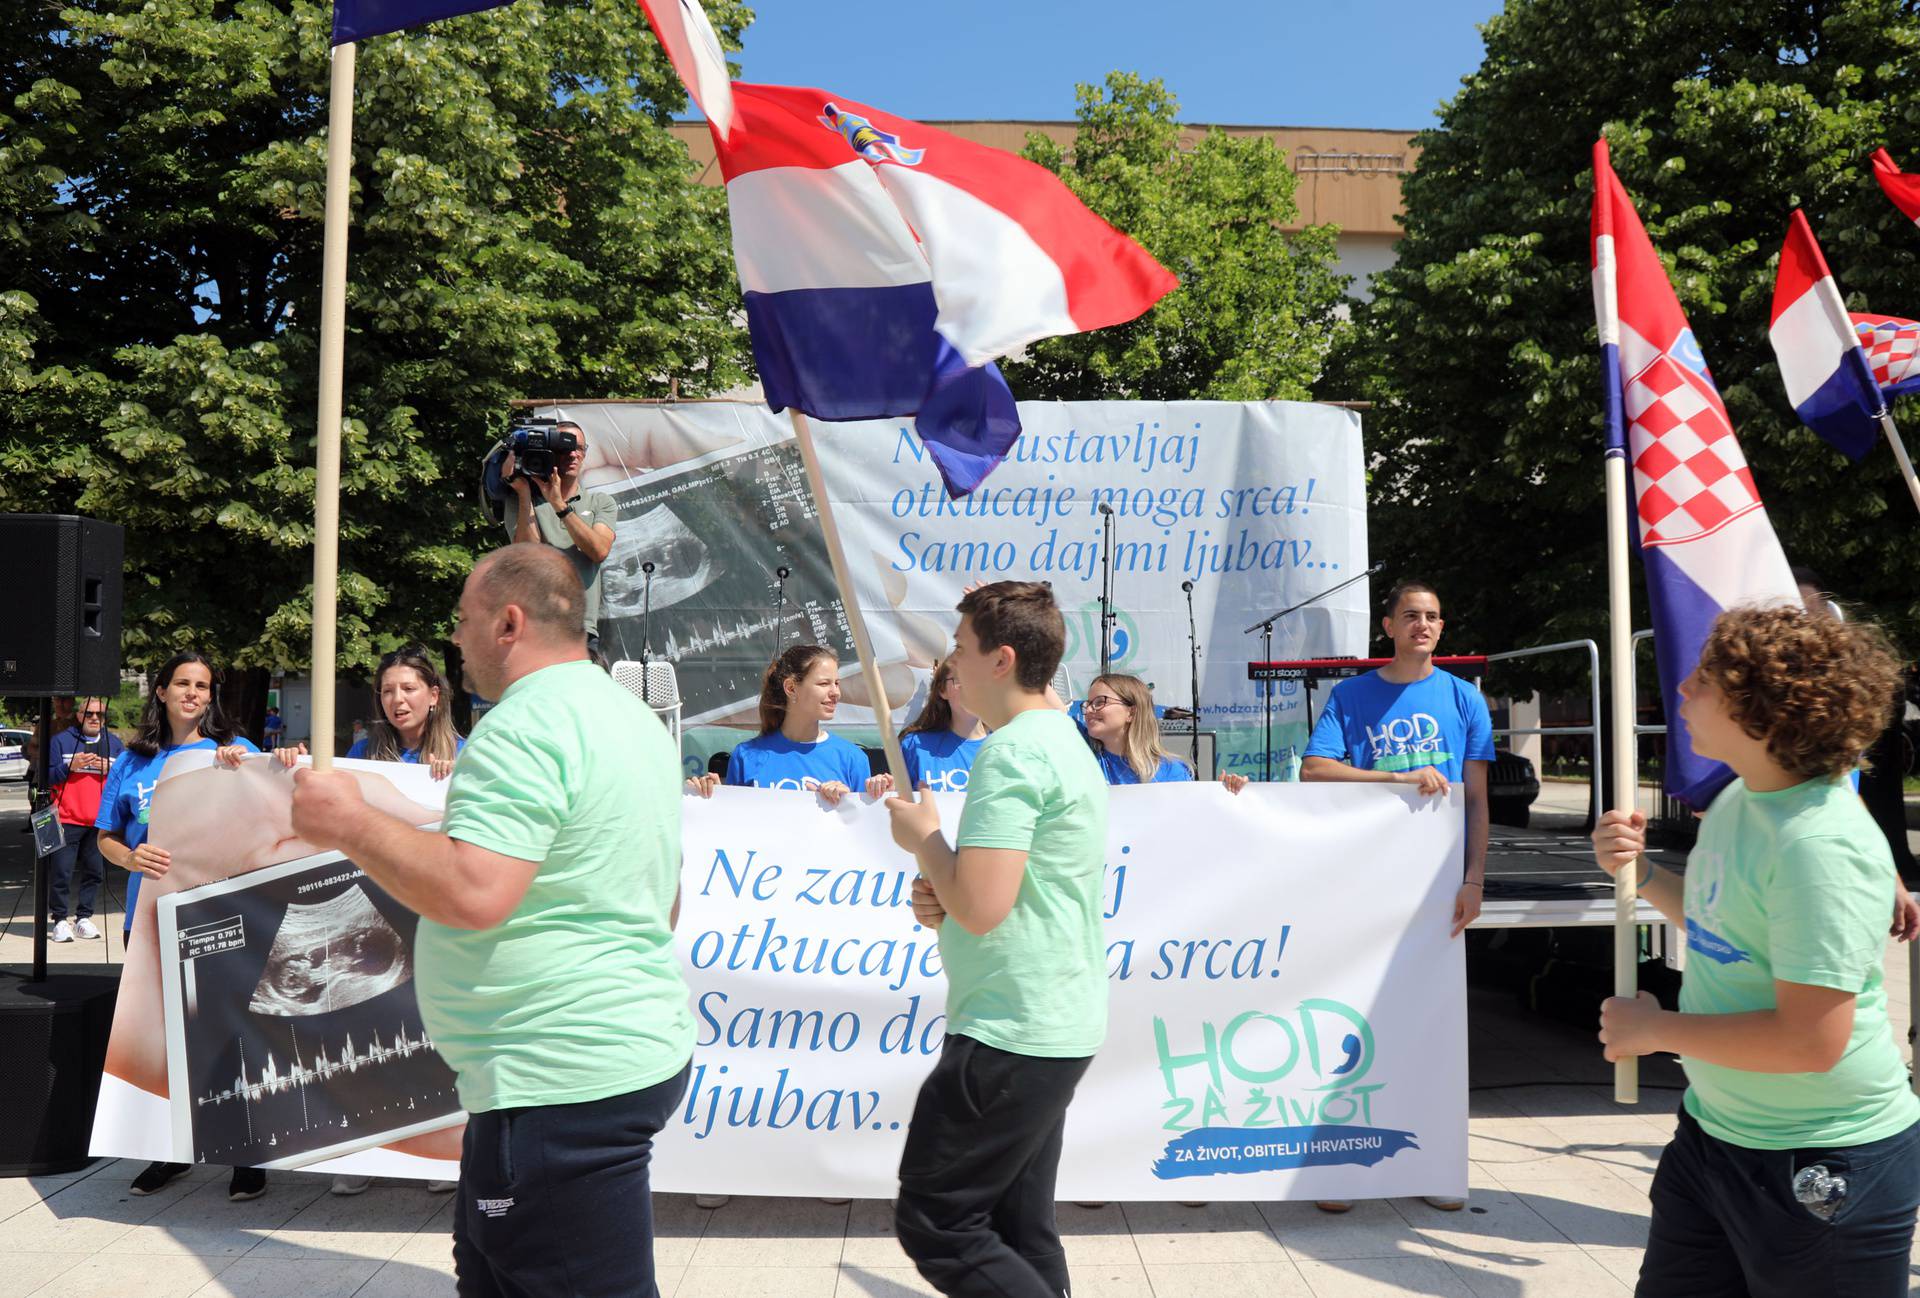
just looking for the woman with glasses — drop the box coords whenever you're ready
[864,657,989,798]
[345,645,465,779]
[1079,674,1196,785]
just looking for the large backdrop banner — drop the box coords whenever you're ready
[95,767,1468,1203]
[526,400,1369,779]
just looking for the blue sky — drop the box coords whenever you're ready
[727,1,1502,131]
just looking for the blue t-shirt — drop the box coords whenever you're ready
[96,736,260,928]
[1096,748,1194,786]
[346,735,467,762]
[901,729,985,794]
[723,731,871,791]
[1303,667,1495,781]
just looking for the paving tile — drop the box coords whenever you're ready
[1394,1187,1576,1255]
[98,1177,326,1258]
[244,1185,445,1262]
[353,1259,458,1297]
[1060,1263,1154,1297]
[1582,1247,1645,1286]
[1056,1201,1143,1266]
[186,1257,381,1297]
[1507,1180,1650,1250]
[688,1197,848,1268]
[1119,1200,1288,1264]
[676,1265,839,1297]
[1294,1254,1477,1296]
[1144,1260,1315,1296]
[839,1199,911,1270]
[1444,1246,1632,1295]
[33,1252,227,1298]
[652,1192,715,1272]
[0,1252,79,1298]
[1260,1198,1437,1263]
[832,1266,940,1297]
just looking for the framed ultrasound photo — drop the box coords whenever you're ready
[156,850,464,1170]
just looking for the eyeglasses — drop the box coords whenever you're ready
[80,711,105,718]
[1084,695,1129,712]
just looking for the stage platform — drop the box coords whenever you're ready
[1474,823,1684,931]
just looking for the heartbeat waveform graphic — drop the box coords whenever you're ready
[660,608,830,659]
[198,1021,439,1112]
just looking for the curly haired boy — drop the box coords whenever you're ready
[1592,603,1919,1295]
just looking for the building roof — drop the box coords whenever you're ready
[665,121,1417,235]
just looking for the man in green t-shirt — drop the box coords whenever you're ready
[885,580,1109,1298]
[1592,604,1920,1295]
[504,419,617,657]
[292,543,692,1298]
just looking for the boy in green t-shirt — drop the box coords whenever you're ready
[1592,604,1920,1295]
[886,581,1109,1298]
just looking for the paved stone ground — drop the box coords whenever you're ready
[3,779,1917,1295]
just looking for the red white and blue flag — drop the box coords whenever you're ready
[704,83,1177,496]
[1590,140,1801,808]
[635,0,1176,496]
[1769,210,1887,462]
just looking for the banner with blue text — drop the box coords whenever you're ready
[526,400,1369,780]
[656,781,1467,1201]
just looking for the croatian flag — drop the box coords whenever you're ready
[706,84,1176,495]
[331,0,516,43]
[1590,140,1801,808]
[1768,210,1886,462]
[1872,148,1920,226]
[1852,313,1920,397]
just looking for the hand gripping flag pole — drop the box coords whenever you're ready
[1590,142,1639,1104]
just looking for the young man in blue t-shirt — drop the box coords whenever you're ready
[1301,578,1492,1214]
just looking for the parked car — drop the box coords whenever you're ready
[0,728,31,783]
[1488,747,1541,828]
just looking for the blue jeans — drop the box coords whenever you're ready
[1638,1105,1920,1297]
[452,1064,690,1298]
[46,824,103,922]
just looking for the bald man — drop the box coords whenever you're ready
[292,543,692,1298]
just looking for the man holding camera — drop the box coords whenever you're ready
[503,419,617,659]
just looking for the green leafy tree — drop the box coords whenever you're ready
[1328,0,1920,675]
[1,0,754,695]
[1003,71,1349,402]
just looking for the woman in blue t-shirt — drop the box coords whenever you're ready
[1080,674,1195,785]
[94,650,270,1202]
[864,656,988,798]
[345,644,465,778]
[687,644,869,803]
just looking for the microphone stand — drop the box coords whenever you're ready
[1183,580,1200,772]
[640,561,656,668]
[1098,507,1116,678]
[772,565,791,654]
[1243,561,1384,782]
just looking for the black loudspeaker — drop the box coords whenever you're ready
[0,970,119,1175]
[0,514,124,697]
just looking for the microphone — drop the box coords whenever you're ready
[642,561,655,575]
[1366,560,1386,575]
[1098,503,1113,516]
[1181,579,1194,592]
[775,565,790,579]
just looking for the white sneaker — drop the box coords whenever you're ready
[50,920,73,943]
[693,1194,730,1209]
[427,1180,456,1193]
[74,918,101,940]
[1422,1195,1466,1211]
[330,1176,372,1196]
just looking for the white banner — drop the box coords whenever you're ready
[532,400,1369,778]
[657,783,1467,1202]
[95,766,1467,1203]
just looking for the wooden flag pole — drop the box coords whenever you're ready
[785,410,913,794]
[1877,411,1920,517]
[309,41,356,774]
[1604,449,1640,1105]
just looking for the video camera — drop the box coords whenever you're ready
[505,417,580,483]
